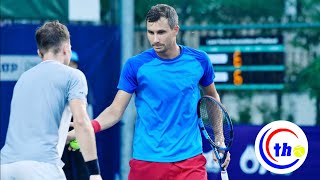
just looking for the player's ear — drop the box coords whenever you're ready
[173,25,179,35]
[62,43,70,55]
[37,49,43,58]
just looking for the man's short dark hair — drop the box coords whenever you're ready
[35,20,70,55]
[146,4,179,29]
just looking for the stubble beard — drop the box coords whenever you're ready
[153,44,167,54]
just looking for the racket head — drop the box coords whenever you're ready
[197,95,234,150]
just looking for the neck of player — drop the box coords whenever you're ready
[157,44,180,59]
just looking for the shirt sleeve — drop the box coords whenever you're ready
[67,69,88,102]
[199,52,215,87]
[117,58,138,94]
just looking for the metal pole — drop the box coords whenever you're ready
[120,0,135,179]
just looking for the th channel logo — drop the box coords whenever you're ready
[254,120,308,174]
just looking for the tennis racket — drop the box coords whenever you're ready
[197,95,234,180]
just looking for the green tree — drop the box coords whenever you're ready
[256,102,281,124]
[297,57,320,125]
[291,0,320,48]
[135,0,217,25]
[290,0,320,125]
[234,91,254,124]
[135,0,284,25]
[205,0,284,23]
[135,0,285,43]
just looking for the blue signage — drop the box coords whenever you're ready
[203,125,320,179]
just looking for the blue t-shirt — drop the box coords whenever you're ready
[118,45,215,162]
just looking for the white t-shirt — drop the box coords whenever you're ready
[0,60,88,166]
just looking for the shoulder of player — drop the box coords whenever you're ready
[69,67,85,76]
[182,46,210,65]
[126,48,154,64]
[182,45,208,58]
[65,67,86,81]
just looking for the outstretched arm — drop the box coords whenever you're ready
[67,90,132,142]
[95,90,133,131]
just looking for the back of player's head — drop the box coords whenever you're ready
[35,20,70,56]
[146,4,179,29]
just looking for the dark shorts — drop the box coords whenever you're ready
[128,154,207,180]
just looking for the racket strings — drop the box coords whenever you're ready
[199,99,232,148]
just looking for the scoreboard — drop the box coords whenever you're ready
[199,36,285,90]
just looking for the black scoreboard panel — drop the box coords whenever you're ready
[217,71,285,84]
[199,36,285,90]
[210,52,284,65]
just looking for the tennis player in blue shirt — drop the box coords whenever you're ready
[71,4,231,180]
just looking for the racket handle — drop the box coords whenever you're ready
[221,170,229,180]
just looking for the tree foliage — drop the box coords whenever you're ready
[135,0,284,25]
[296,56,320,124]
[293,0,320,124]
[297,57,320,98]
[291,0,320,49]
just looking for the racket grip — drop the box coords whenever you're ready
[221,170,229,180]
[219,152,226,167]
